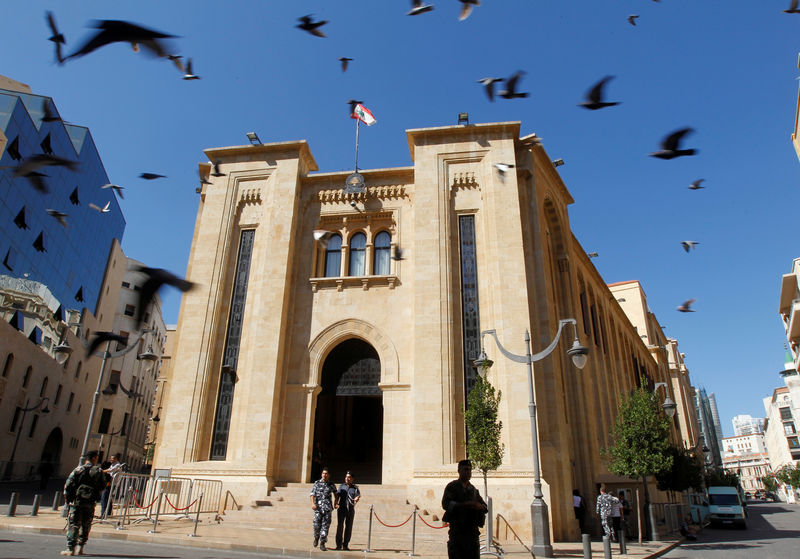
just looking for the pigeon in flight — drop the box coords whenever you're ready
[499,71,529,99]
[210,160,226,177]
[45,11,66,64]
[297,15,328,38]
[579,76,621,110]
[494,163,515,182]
[139,173,166,180]
[458,0,480,21]
[681,241,699,252]
[407,1,434,16]
[784,0,800,13]
[167,54,185,72]
[628,15,639,26]
[688,179,705,190]
[89,201,111,213]
[338,57,353,72]
[676,299,696,313]
[47,209,68,227]
[650,128,697,159]
[41,101,62,123]
[86,331,130,357]
[587,252,599,258]
[14,154,78,193]
[313,230,335,249]
[392,246,405,261]
[182,58,200,80]
[135,266,195,327]
[101,183,125,199]
[520,134,543,147]
[478,77,503,102]
[64,19,177,62]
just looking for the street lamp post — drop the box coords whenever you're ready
[115,345,158,466]
[473,319,589,558]
[653,382,677,419]
[4,397,50,479]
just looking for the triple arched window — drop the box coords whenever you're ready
[320,230,394,278]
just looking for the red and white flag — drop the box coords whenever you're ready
[350,103,377,126]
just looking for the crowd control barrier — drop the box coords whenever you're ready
[365,503,449,556]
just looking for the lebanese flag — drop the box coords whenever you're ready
[351,103,377,126]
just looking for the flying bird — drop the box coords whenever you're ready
[338,57,353,72]
[64,19,177,62]
[135,267,195,327]
[41,101,62,123]
[681,241,699,252]
[478,77,503,102]
[139,173,166,180]
[627,15,639,26]
[313,230,335,249]
[392,246,405,261]
[676,299,696,313]
[784,0,800,13]
[45,11,66,64]
[86,331,130,357]
[407,1,434,16]
[494,163,515,182]
[101,183,125,198]
[167,54,185,72]
[458,0,480,21]
[210,160,225,177]
[649,128,697,159]
[46,209,68,227]
[297,15,328,38]
[587,252,599,258]
[499,71,529,99]
[579,76,621,110]
[182,58,200,80]
[198,170,212,185]
[520,134,542,147]
[688,179,705,190]
[89,201,111,213]
[14,154,78,193]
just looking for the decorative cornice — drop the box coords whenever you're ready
[318,185,408,204]
[238,186,262,206]
[451,172,478,190]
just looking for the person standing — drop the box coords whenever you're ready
[335,471,361,551]
[573,489,586,533]
[595,484,618,542]
[441,459,488,559]
[610,492,623,542]
[100,453,123,518]
[618,491,632,538]
[61,450,106,556]
[310,467,338,551]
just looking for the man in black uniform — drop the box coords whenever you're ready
[61,450,107,556]
[441,459,487,559]
[335,471,361,550]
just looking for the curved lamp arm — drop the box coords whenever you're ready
[480,319,578,364]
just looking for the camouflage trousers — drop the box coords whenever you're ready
[66,500,96,548]
[312,508,332,543]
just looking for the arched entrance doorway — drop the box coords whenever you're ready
[313,338,383,484]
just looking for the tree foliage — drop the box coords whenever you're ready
[704,467,740,488]
[775,465,800,487]
[655,445,704,492]
[761,475,778,492]
[465,374,504,495]
[603,384,673,479]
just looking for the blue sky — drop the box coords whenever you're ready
[2,1,798,437]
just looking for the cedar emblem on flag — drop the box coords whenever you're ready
[351,103,377,126]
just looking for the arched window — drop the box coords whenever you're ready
[324,234,342,277]
[1,353,12,377]
[22,366,32,388]
[74,361,82,380]
[40,376,48,397]
[348,233,366,276]
[373,231,391,275]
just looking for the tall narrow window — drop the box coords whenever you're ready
[22,366,32,388]
[1,354,12,377]
[28,415,39,438]
[324,234,342,277]
[373,231,391,275]
[39,376,48,397]
[458,215,481,400]
[348,233,366,276]
[98,408,112,434]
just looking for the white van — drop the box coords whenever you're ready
[707,486,747,529]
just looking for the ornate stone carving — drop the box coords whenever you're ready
[450,172,478,190]
[318,184,408,204]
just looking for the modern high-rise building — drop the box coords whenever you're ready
[696,388,723,469]
[708,392,724,443]
[732,414,765,436]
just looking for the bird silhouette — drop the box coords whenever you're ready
[407,1,435,16]
[46,209,68,227]
[182,58,200,80]
[135,267,195,327]
[139,173,166,180]
[478,77,503,102]
[499,71,529,99]
[14,154,78,193]
[210,160,225,177]
[688,179,705,190]
[297,15,328,38]
[338,57,353,72]
[628,15,639,26]
[101,183,125,199]
[579,76,621,110]
[313,230,335,249]
[458,0,480,21]
[86,331,129,357]
[784,0,800,13]
[89,201,111,213]
[587,252,599,258]
[650,128,697,159]
[41,101,62,123]
[681,241,699,252]
[392,246,405,261]
[494,163,515,182]
[45,11,66,64]
[677,299,696,313]
[65,19,177,62]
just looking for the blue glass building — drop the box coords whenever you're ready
[0,79,125,314]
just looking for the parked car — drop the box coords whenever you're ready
[765,491,778,502]
[707,486,747,529]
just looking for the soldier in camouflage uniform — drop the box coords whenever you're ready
[309,467,339,551]
[595,484,619,541]
[61,450,107,556]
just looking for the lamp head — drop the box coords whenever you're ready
[472,350,493,377]
[138,346,159,374]
[662,396,677,418]
[54,342,72,364]
[152,414,160,423]
[566,338,589,369]
[246,131,262,145]
[458,112,469,125]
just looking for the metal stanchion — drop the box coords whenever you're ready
[148,489,164,533]
[409,506,418,556]
[31,494,41,516]
[366,504,374,552]
[52,491,61,511]
[582,533,592,559]
[602,535,612,559]
[189,492,204,537]
[6,493,18,516]
[117,487,132,530]
[619,531,627,555]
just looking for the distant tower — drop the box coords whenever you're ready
[708,393,724,443]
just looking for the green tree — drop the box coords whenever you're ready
[761,475,778,492]
[655,445,704,493]
[775,464,800,487]
[465,374,505,498]
[704,467,740,488]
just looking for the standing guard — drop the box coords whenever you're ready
[310,467,339,551]
[61,450,107,556]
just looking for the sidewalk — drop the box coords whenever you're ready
[0,506,681,558]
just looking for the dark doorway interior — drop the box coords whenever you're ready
[313,338,383,484]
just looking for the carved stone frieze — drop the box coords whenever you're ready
[318,184,408,204]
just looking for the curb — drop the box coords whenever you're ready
[643,538,684,558]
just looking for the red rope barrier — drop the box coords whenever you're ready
[163,494,199,511]
[418,515,449,529]
[372,511,414,528]
[131,490,159,509]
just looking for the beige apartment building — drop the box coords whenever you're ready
[155,121,691,541]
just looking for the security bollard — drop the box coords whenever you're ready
[409,506,417,557]
[6,493,18,517]
[366,504,374,553]
[603,535,612,559]
[148,489,164,533]
[582,533,592,559]
[619,531,627,555]
[52,491,61,511]
[189,492,204,537]
[31,494,41,516]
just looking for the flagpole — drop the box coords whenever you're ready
[355,117,360,172]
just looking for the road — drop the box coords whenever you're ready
[664,501,800,559]
[0,529,306,559]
